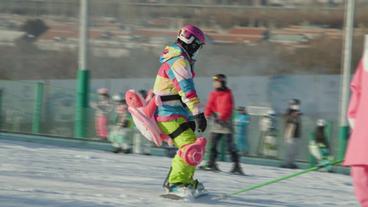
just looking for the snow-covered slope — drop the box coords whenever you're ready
[0,139,358,207]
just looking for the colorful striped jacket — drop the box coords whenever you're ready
[153,43,200,122]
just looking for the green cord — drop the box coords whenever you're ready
[222,160,343,199]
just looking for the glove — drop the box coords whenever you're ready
[215,118,227,127]
[188,121,196,132]
[194,113,207,132]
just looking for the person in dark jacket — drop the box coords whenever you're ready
[201,74,244,175]
[281,99,302,169]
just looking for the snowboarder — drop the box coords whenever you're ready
[234,106,250,155]
[344,54,368,206]
[201,74,245,175]
[108,95,133,153]
[152,25,208,198]
[91,88,113,140]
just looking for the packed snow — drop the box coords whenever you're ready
[0,139,358,207]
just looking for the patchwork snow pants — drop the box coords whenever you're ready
[158,117,197,185]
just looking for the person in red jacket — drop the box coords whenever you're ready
[201,74,244,175]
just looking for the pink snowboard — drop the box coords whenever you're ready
[125,90,170,146]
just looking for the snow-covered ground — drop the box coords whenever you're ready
[0,139,358,207]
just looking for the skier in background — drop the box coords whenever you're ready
[308,119,333,171]
[108,95,132,153]
[281,100,302,169]
[152,25,208,197]
[201,74,245,175]
[260,110,278,158]
[91,88,113,140]
[234,106,250,155]
[257,110,277,156]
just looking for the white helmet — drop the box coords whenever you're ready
[317,119,326,126]
[113,94,123,102]
[290,104,300,110]
[97,88,109,95]
[267,110,276,116]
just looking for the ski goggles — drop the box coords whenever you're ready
[212,75,225,82]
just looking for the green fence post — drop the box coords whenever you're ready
[75,0,90,138]
[338,126,349,161]
[326,120,334,159]
[32,82,44,133]
[74,70,90,138]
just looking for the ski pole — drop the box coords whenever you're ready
[220,160,344,199]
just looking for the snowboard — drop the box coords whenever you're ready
[160,190,209,200]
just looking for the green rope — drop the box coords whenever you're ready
[221,160,344,199]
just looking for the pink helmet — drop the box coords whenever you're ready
[177,24,205,45]
[97,88,109,95]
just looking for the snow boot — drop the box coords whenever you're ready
[230,163,245,175]
[188,179,208,198]
[281,163,299,169]
[163,180,207,199]
[112,147,122,153]
[289,163,299,169]
[163,183,193,199]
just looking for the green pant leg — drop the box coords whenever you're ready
[169,155,196,185]
[158,118,197,185]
